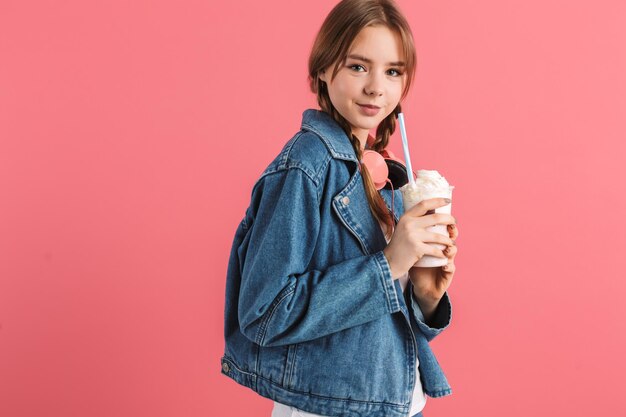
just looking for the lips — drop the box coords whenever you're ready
[357,103,381,116]
[358,104,380,109]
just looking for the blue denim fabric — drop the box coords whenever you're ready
[221,109,452,417]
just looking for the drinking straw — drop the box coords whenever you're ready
[397,113,415,186]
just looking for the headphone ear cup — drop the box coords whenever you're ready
[361,150,389,190]
[384,159,409,190]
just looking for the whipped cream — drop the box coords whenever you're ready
[401,169,454,201]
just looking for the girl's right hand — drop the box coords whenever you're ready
[382,198,456,279]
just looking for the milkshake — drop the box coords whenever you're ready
[400,170,454,267]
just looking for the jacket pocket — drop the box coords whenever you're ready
[289,316,411,404]
[257,344,290,386]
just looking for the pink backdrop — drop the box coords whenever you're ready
[1,1,625,416]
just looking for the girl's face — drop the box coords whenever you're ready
[319,25,406,147]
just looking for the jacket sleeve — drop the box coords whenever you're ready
[405,280,452,342]
[237,167,402,347]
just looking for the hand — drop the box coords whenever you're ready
[382,198,456,279]
[410,222,459,304]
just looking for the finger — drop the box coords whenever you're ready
[420,242,447,259]
[405,197,451,218]
[447,224,459,240]
[443,244,457,259]
[422,231,455,246]
[442,262,455,274]
[420,212,456,228]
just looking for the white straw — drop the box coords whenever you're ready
[397,113,415,186]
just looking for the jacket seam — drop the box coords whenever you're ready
[284,343,298,389]
[252,130,321,191]
[222,354,452,401]
[255,372,408,408]
[426,388,453,397]
[412,290,452,337]
[300,123,358,162]
[372,251,399,313]
[256,282,298,346]
[257,163,319,187]
[314,157,331,202]
[330,168,373,255]
[278,130,333,186]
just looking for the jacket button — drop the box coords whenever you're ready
[222,362,230,373]
[342,196,350,205]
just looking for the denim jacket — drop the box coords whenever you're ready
[221,109,452,417]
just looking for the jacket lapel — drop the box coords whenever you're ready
[332,169,390,255]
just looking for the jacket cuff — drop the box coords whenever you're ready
[372,251,402,314]
[408,282,452,341]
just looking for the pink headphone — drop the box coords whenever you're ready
[361,136,413,191]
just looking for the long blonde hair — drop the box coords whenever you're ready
[308,0,417,240]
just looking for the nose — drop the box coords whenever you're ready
[364,73,384,96]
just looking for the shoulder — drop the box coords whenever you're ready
[246,131,330,213]
[254,109,358,192]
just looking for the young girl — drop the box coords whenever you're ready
[221,1,459,416]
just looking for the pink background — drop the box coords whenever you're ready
[1,0,625,416]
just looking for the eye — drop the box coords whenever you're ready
[387,68,404,77]
[349,64,366,72]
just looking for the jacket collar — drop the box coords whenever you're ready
[301,109,358,162]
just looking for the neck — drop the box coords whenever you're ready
[354,132,373,150]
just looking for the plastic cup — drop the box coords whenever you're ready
[400,181,455,268]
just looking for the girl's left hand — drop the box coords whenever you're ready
[409,223,459,303]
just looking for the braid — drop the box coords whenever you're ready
[372,103,401,152]
[317,83,397,240]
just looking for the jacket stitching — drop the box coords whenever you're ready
[256,282,298,346]
[225,356,452,399]
[256,372,410,408]
[372,251,400,313]
[300,123,357,162]
[284,343,298,389]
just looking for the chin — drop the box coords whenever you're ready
[364,121,381,130]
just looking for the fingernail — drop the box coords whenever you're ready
[444,198,451,203]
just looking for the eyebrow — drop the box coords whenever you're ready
[346,54,406,67]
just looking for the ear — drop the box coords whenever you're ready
[318,70,327,83]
